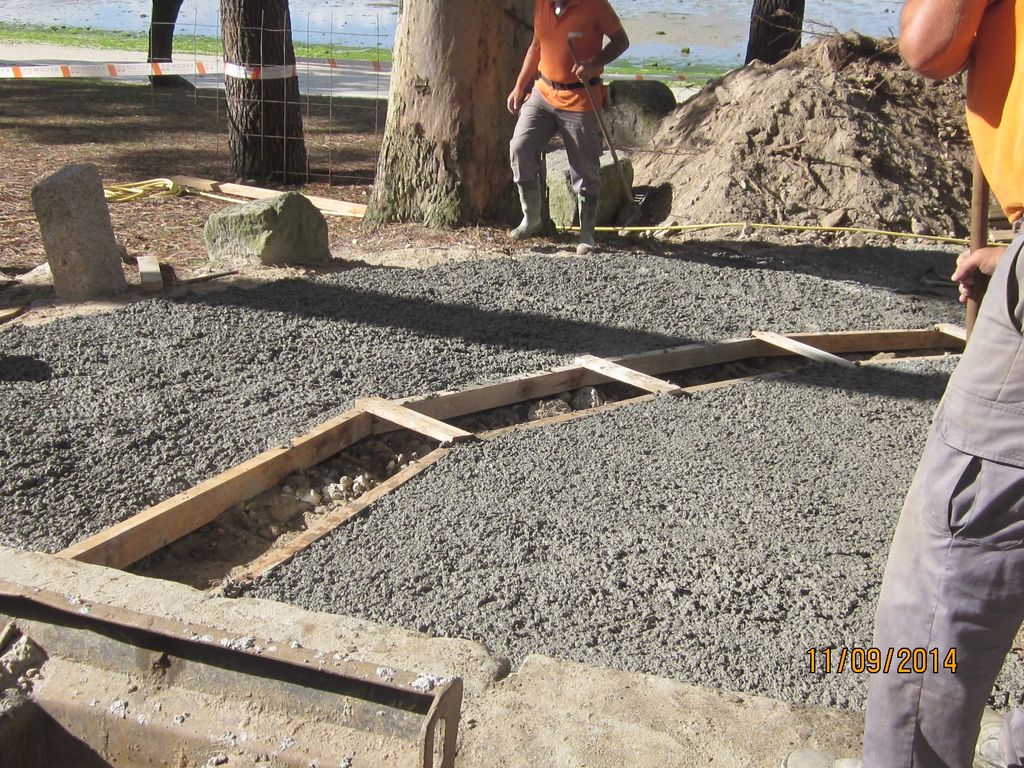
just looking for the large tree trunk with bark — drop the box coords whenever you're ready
[745,0,805,65]
[220,0,308,184]
[364,0,534,227]
[148,0,187,87]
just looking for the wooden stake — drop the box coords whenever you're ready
[574,355,682,395]
[752,331,857,368]
[934,323,967,343]
[137,254,164,292]
[968,154,991,339]
[357,397,475,444]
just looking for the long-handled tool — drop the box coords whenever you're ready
[967,152,990,340]
[567,33,645,225]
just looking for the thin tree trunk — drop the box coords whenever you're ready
[745,0,805,65]
[365,0,534,227]
[148,0,187,87]
[220,0,308,184]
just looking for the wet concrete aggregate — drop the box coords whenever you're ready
[252,358,1024,709]
[0,246,956,607]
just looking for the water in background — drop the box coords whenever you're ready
[0,0,903,66]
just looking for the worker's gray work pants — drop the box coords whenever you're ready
[863,231,1024,768]
[509,88,604,197]
[863,433,1024,768]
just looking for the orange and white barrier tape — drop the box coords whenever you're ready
[223,62,297,80]
[321,58,385,73]
[0,56,390,81]
[0,60,211,79]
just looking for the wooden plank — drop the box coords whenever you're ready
[615,337,772,375]
[752,331,858,368]
[574,354,682,395]
[357,397,475,444]
[478,371,787,440]
[680,371,788,394]
[400,330,949,423]
[783,328,955,353]
[861,353,959,366]
[479,394,660,440]
[59,410,374,569]
[230,448,450,585]
[935,323,968,343]
[400,366,598,422]
[137,254,164,292]
[0,306,26,324]
[170,175,366,219]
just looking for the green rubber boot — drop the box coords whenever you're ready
[576,193,599,255]
[509,180,543,240]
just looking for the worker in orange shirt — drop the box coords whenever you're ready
[506,0,629,255]
[784,0,1024,766]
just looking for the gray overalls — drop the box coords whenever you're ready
[864,229,1024,767]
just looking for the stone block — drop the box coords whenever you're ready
[203,192,331,268]
[605,80,677,149]
[546,152,634,228]
[30,164,127,300]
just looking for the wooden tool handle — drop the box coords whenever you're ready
[967,153,990,339]
[566,37,632,199]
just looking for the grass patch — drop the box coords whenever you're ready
[0,22,391,63]
[613,58,729,85]
[0,21,729,82]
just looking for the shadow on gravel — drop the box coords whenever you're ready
[186,279,692,356]
[0,355,52,383]
[783,360,953,402]
[653,240,959,298]
[182,279,956,401]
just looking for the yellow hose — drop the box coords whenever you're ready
[567,221,975,246]
[103,178,182,203]
[0,182,997,245]
[1,179,183,226]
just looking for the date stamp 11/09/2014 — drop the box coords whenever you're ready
[806,646,958,675]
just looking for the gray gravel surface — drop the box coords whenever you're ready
[0,247,958,554]
[252,359,1024,710]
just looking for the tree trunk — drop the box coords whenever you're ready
[745,0,805,65]
[148,0,187,87]
[220,0,308,184]
[364,0,534,227]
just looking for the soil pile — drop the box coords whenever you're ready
[634,34,974,240]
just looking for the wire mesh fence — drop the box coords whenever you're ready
[0,11,388,190]
[160,9,391,187]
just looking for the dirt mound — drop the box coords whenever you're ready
[633,34,974,241]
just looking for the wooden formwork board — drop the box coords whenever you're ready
[752,331,858,368]
[357,397,475,444]
[57,326,965,574]
[59,409,374,569]
[935,323,968,343]
[228,448,451,585]
[574,354,683,395]
[170,176,367,218]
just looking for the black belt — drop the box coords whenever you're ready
[537,72,602,91]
